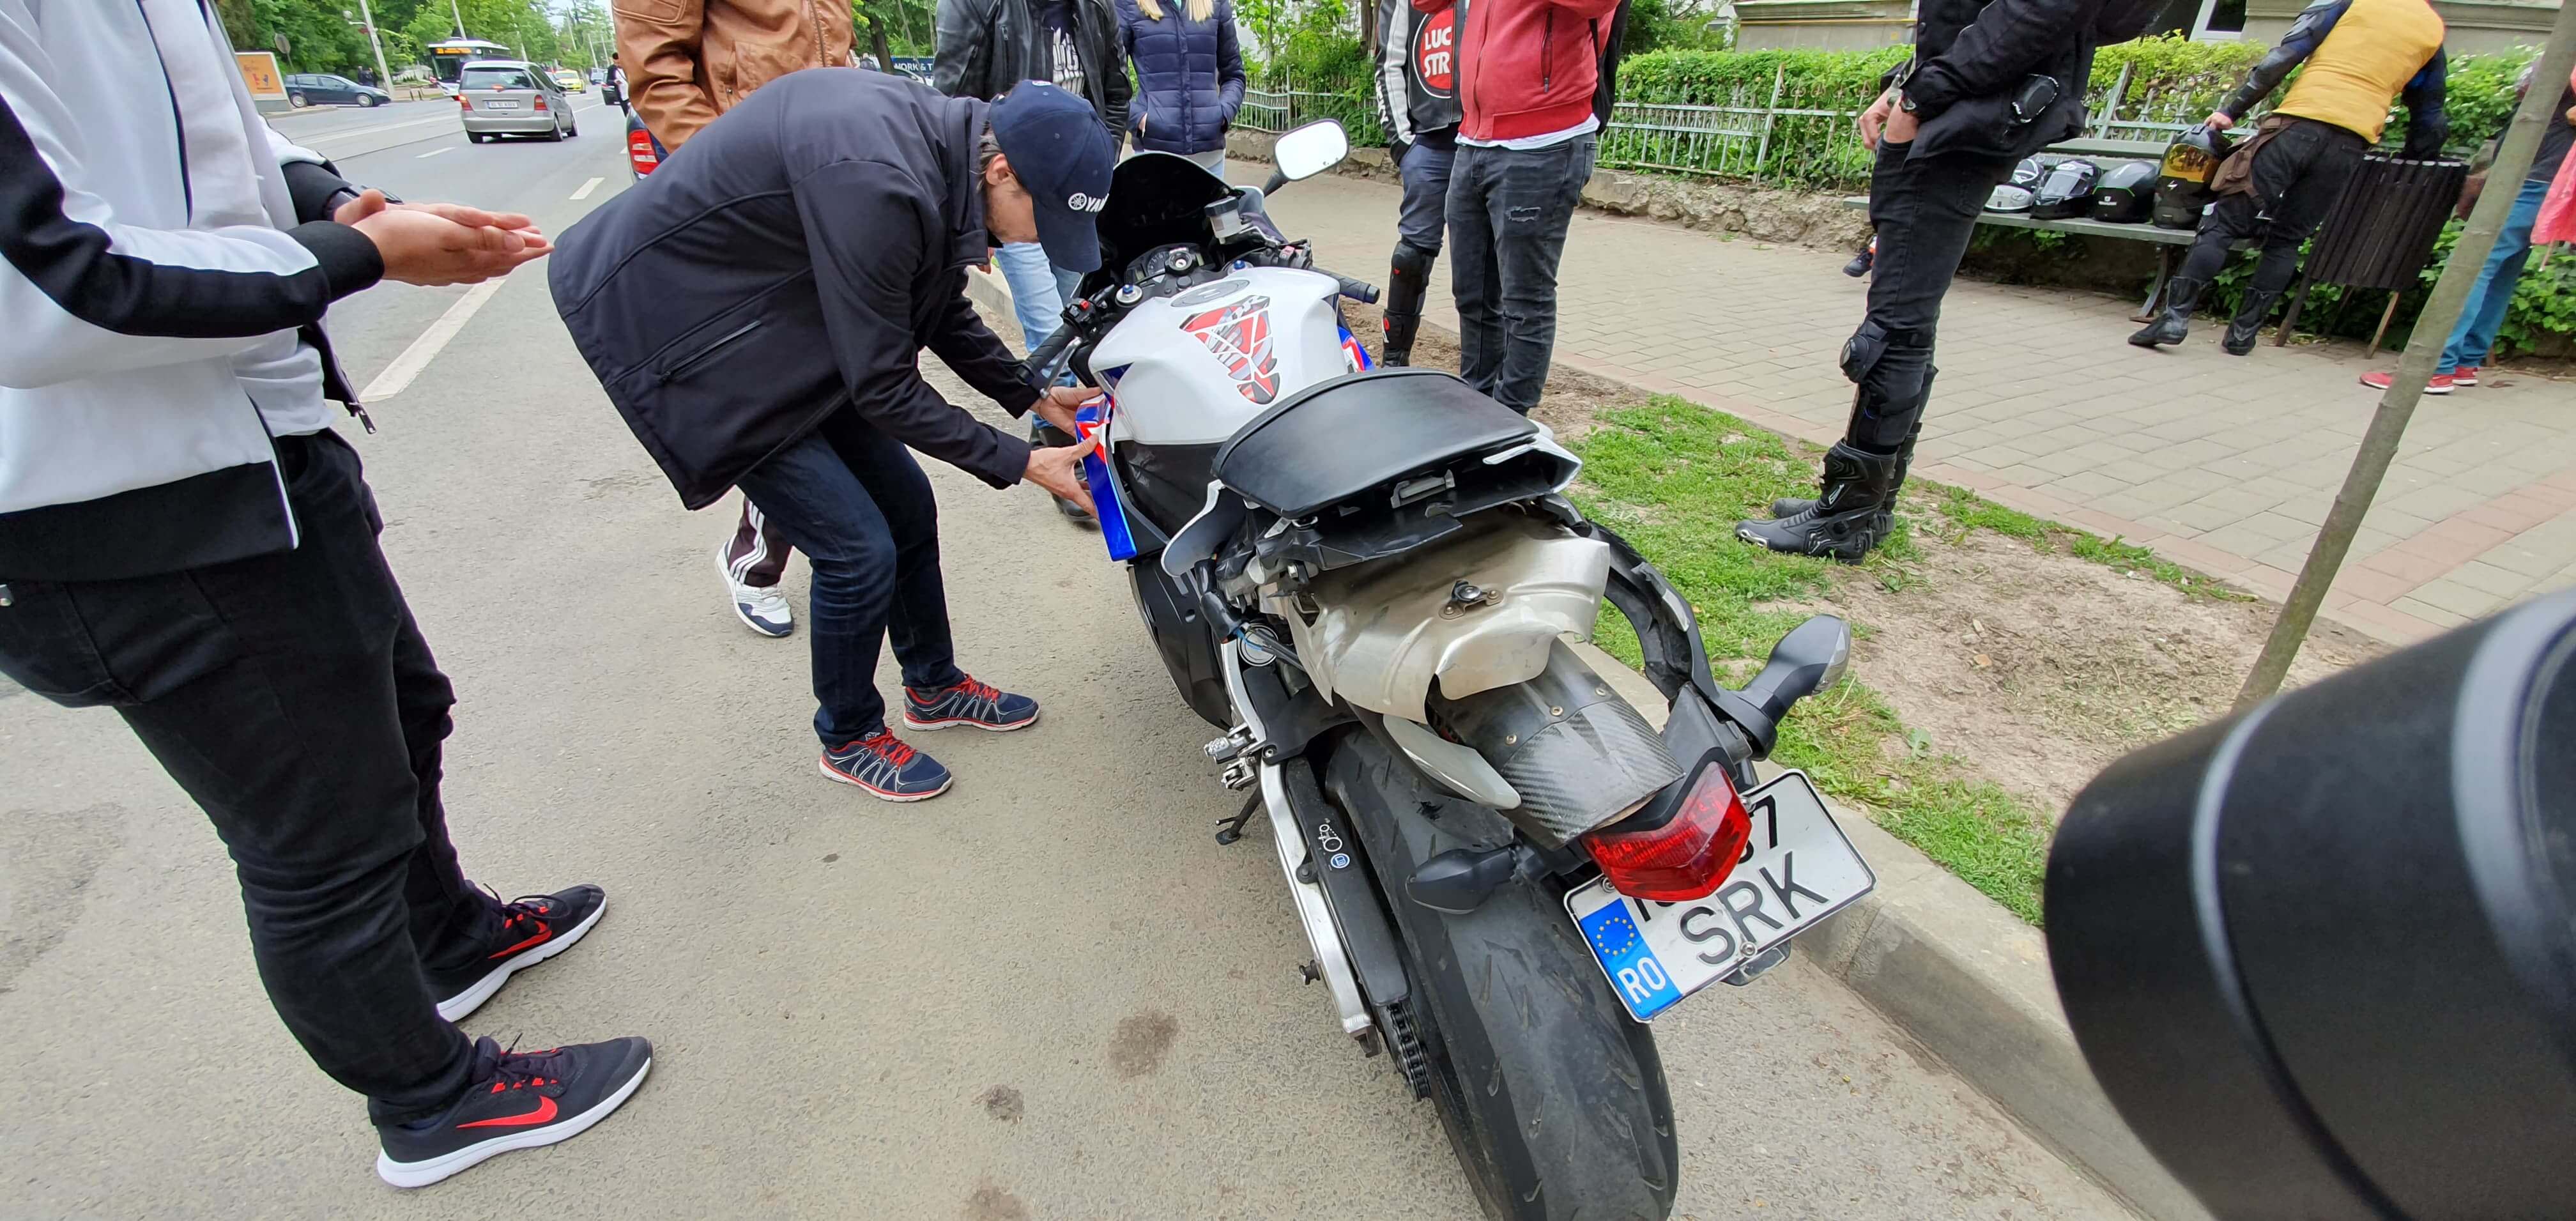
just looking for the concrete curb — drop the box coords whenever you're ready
[970,243,2200,1217]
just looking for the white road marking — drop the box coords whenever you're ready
[300,114,455,146]
[571,177,605,201]
[362,279,507,401]
[417,146,456,158]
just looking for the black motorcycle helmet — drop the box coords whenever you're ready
[2030,158,2101,220]
[2152,125,2237,229]
[2010,153,2064,189]
[2090,160,2159,224]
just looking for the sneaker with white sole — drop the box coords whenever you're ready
[820,731,953,801]
[716,545,793,637]
[903,675,1039,732]
[375,1034,652,1188]
[426,885,608,1022]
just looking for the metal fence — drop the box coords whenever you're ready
[1599,62,2211,186]
[1239,70,1383,144]
[1241,59,2220,190]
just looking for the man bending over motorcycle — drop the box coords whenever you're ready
[551,72,1112,801]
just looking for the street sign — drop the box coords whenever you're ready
[237,51,285,99]
[236,51,291,114]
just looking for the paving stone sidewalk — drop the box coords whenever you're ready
[1256,171,2576,645]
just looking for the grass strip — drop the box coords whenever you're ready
[1568,396,2055,923]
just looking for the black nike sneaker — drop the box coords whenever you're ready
[376,1035,652,1188]
[427,885,608,1022]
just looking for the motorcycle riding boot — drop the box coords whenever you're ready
[1379,242,1436,367]
[1737,443,1905,562]
[1768,416,1921,525]
[2127,276,2207,348]
[2222,289,2280,355]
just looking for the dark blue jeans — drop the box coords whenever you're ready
[734,407,965,746]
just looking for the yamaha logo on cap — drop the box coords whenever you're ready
[1067,192,1105,213]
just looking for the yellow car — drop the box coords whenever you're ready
[551,69,586,93]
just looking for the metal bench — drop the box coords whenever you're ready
[1836,192,2216,321]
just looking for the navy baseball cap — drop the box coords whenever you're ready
[989,82,1116,273]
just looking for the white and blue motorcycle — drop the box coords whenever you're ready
[1029,122,1877,1220]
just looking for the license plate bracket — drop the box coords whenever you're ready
[1564,769,1874,1022]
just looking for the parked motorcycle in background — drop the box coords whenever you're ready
[1026,123,1878,1219]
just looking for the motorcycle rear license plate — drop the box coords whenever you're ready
[1564,770,1875,1022]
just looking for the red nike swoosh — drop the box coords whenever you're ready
[487,923,551,960]
[458,1095,557,1128]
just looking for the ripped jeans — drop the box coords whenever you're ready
[1446,135,1597,414]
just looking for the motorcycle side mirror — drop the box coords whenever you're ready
[1263,120,1351,194]
[1739,615,1851,721]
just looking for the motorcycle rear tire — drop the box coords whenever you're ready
[1327,733,1680,1221]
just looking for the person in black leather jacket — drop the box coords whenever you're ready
[1738,0,2103,562]
[935,0,1131,139]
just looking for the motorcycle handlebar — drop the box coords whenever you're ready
[1335,275,1381,305]
[1023,323,1077,388]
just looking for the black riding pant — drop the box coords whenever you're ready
[1845,140,2014,451]
[2175,118,2368,298]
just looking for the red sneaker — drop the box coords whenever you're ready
[2359,370,2453,395]
[2453,365,2480,386]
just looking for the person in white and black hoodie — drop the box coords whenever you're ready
[1371,0,1464,367]
[0,0,650,1188]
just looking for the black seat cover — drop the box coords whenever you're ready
[1213,368,1537,518]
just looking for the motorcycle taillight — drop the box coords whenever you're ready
[1581,764,1751,902]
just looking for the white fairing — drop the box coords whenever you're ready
[1089,267,1350,446]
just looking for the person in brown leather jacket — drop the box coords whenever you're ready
[617,0,858,637]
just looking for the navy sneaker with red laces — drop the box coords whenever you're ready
[902,674,1039,732]
[427,885,607,1022]
[820,730,954,801]
[376,1035,652,1188]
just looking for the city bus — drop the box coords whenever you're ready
[427,38,512,91]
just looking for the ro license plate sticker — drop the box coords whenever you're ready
[485,100,520,109]
[1564,771,1876,1022]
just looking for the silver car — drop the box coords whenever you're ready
[457,60,577,143]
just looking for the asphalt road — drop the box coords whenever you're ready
[0,106,2129,1220]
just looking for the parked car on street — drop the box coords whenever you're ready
[286,73,392,108]
[457,61,578,143]
[551,68,588,93]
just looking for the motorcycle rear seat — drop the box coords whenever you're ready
[1213,368,1539,519]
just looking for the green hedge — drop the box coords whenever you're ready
[1253,32,2569,355]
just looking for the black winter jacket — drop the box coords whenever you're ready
[935,0,1132,140]
[1900,0,2104,163]
[1117,0,1246,156]
[549,70,1041,510]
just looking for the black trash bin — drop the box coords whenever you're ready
[2277,153,2469,352]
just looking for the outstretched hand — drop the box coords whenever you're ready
[337,189,551,286]
[1031,385,1097,436]
[1025,430,1098,516]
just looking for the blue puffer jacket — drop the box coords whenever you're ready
[1116,0,1246,155]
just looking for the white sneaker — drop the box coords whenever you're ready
[716,545,793,637]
